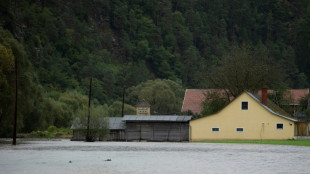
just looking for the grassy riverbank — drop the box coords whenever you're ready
[195,140,310,146]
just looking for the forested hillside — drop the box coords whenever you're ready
[1,0,310,136]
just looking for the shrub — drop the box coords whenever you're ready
[48,125,57,133]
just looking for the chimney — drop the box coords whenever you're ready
[262,88,267,105]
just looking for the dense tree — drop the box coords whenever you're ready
[0,28,43,136]
[127,79,184,115]
[208,44,282,97]
[108,101,136,117]
[3,0,309,90]
[0,0,310,134]
[201,91,229,116]
[72,105,109,141]
[295,4,310,85]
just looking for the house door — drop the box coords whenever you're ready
[297,123,307,136]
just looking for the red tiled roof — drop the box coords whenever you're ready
[181,89,204,114]
[257,89,309,104]
[257,89,274,96]
[181,89,229,114]
[288,89,309,103]
[182,89,309,114]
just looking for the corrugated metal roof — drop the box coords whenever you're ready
[123,115,192,122]
[70,124,86,130]
[71,117,125,130]
[183,116,192,122]
[109,117,125,130]
[176,116,184,121]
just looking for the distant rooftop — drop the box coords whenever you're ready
[135,101,151,107]
[257,89,309,104]
[182,89,309,114]
[181,89,230,114]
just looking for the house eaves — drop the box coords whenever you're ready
[246,92,298,122]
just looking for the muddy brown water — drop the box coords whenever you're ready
[0,139,309,174]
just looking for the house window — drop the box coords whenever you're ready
[236,128,244,132]
[276,123,284,130]
[241,101,248,110]
[212,128,220,132]
[139,109,147,114]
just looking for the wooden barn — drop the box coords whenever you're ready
[107,117,125,141]
[71,126,86,141]
[123,115,192,142]
[71,117,125,141]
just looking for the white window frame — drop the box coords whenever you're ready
[276,123,284,130]
[139,109,147,114]
[211,127,220,132]
[241,101,249,110]
[236,127,244,132]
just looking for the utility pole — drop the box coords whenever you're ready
[12,54,17,145]
[121,87,125,117]
[86,77,92,142]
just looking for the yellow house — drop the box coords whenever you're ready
[190,91,298,141]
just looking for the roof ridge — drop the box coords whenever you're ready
[135,100,151,107]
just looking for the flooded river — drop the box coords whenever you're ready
[0,139,309,174]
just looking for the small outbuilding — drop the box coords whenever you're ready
[123,115,192,142]
[107,117,125,141]
[71,125,86,141]
[71,117,125,141]
[135,101,151,116]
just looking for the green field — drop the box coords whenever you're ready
[195,140,310,146]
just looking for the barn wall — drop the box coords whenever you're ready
[107,130,125,141]
[125,122,189,141]
[72,129,125,141]
[71,130,86,141]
